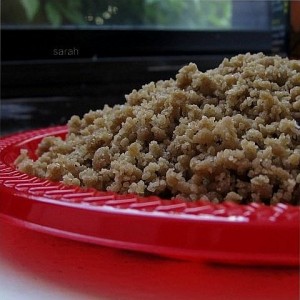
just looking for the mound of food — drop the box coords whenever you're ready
[15,53,300,205]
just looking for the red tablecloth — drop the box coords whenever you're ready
[0,218,298,300]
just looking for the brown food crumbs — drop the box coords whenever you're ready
[15,53,300,205]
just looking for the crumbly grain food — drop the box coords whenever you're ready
[15,53,300,205]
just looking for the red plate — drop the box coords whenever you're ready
[0,126,299,266]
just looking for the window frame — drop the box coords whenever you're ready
[2,27,272,61]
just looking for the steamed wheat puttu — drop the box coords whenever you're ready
[15,53,300,205]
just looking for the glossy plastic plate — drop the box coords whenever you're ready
[0,126,299,266]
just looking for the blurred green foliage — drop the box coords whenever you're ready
[2,0,232,29]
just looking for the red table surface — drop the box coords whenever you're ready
[0,217,298,300]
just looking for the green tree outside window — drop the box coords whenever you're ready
[2,0,232,29]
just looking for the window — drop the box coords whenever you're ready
[3,0,233,29]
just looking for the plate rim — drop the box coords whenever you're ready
[0,126,299,266]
